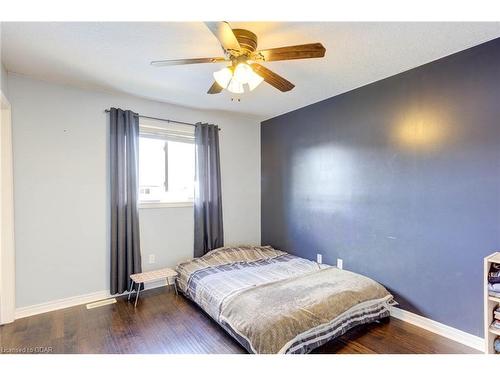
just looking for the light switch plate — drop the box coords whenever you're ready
[316,254,322,264]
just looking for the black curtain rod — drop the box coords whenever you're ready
[104,109,220,130]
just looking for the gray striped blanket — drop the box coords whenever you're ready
[176,245,393,354]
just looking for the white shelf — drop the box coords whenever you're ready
[489,327,500,336]
[489,296,500,303]
[487,252,500,264]
[485,252,500,354]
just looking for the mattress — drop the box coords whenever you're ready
[176,245,394,354]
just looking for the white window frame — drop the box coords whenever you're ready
[139,201,193,209]
[138,118,195,209]
[0,91,15,324]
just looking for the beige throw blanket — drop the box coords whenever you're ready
[219,267,393,354]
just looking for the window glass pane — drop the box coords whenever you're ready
[139,135,195,203]
[166,141,195,202]
[139,137,166,202]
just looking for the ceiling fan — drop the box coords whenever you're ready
[150,22,326,95]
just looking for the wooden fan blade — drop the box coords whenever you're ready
[255,43,326,62]
[207,81,223,94]
[205,22,241,53]
[251,63,295,92]
[151,57,226,66]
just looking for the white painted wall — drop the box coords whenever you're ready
[8,73,262,308]
[1,63,8,97]
[1,21,8,96]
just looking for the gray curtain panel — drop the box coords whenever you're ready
[194,123,224,257]
[109,108,142,294]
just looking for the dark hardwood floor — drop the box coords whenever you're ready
[0,286,478,354]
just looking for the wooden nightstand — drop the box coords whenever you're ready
[128,268,178,307]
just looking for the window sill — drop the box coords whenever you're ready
[139,201,194,209]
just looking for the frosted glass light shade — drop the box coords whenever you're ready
[247,70,264,91]
[227,78,244,94]
[233,63,253,83]
[233,63,263,91]
[213,67,233,88]
[213,63,263,93]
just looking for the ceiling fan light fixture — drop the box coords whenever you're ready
[232,63,264,91]
[153,23,326,95]
[227,78,244,94]
[213,66,233,89]
[247,69,264,91]
[233,63,253,84]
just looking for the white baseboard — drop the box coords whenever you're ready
[14,281,169,320]
[390,306,484,352]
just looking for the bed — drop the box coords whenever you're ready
[176,245,394,354]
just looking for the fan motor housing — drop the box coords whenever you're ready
[232,29,258,54]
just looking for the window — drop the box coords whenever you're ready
[138,120,195,207]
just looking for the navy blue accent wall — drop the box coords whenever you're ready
[261,38,500,336]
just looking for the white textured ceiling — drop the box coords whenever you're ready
[2,22,500,119]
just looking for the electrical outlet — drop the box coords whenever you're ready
[149,254,156,264]
[316,254,322,264]
[337,258,343,270]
